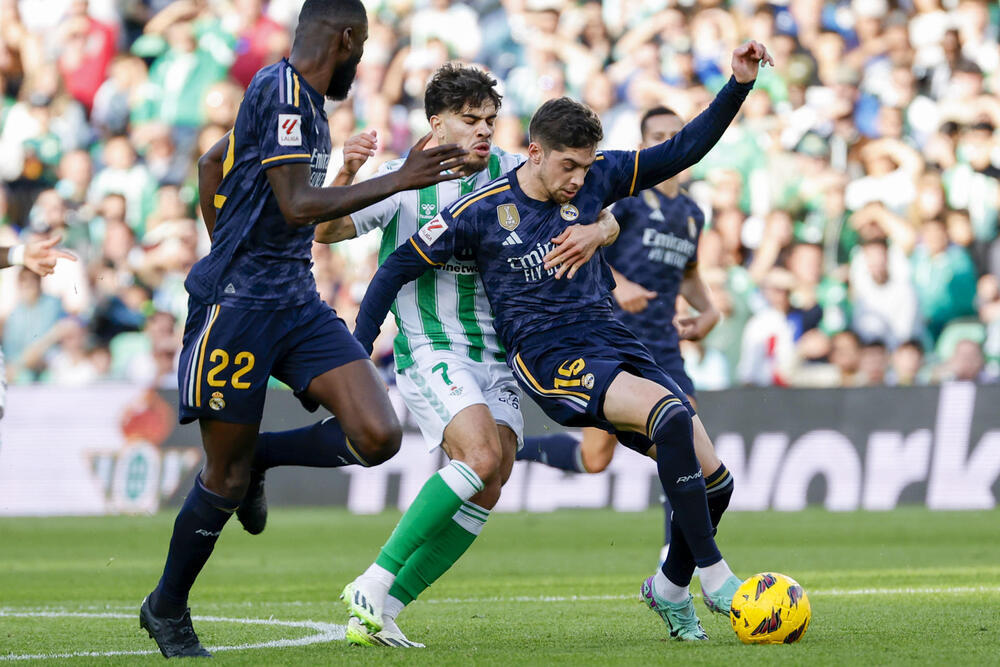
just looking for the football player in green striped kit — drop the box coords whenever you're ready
[316,64,618,647]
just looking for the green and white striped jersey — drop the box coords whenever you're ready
[352,147,524,370]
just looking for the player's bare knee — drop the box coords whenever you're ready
[581,445,613,473]
[464,445,503,487]
[203,459,252,501]
[352,418,402,465]
[471,476,502,510]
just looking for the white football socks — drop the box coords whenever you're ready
[652,570,690,604]
[383,594,405,622]
[699,559,736,593]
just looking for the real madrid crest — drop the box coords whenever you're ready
[497,203,520,230]
[559,204,579,221]
[582,373,595,389]
[209,391,226,411]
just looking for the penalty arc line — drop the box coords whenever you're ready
[0,611,345,662]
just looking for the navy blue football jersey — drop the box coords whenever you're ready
[410,151,636,348]
[606,188,704,354]
[354,77,753,356]
[186,59,331,309]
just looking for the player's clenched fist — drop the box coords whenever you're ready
[342,130,378,177]
[731,40,774,84]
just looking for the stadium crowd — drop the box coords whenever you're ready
[0,0,998,390]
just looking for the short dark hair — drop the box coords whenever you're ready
[640,106,681,139]
[424,63,502,120]
[298,0,366,26]
[862,339,887,352]
[529,97,603,151]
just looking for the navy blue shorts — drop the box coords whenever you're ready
[645,344,695,399]
[177,296,369,424]
[510,320,694,454]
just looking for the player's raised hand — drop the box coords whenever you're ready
[342,130,378,177]
[23,234,76,276]
[731,40,774,84]
[612,277,657,313]
[396,133,468,189]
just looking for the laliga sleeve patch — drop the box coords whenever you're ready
[278,114,302,146]
[418,216,449,245]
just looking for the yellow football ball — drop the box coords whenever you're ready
[730,572,811,644]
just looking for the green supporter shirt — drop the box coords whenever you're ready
[910,244,978,340]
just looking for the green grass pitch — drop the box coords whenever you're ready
[2,507,998,664]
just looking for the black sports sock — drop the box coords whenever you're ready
[646,395,720,586]
[662,463,734,585]
[661,495,673,547]
[705,463,734,534]
[516,433,583,472]
[254,416,368,471]
[150,476,238,618]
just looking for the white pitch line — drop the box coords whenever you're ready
[0,611,344,662]
[418,585,1000,604]
[3,585,997,659]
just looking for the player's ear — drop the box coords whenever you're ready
[340,26,354,56]
[428,115,445,142]
[527,142,543,164]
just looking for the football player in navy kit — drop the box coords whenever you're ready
[139,0,470,657]
[515,107,733,566]
[354,42,772,642]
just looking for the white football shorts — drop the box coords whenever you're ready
[395,347,524,452]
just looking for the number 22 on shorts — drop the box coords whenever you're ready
[206,349,256,389]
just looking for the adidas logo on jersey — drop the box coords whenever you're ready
[502,232,523,246]
[224,283,236,295]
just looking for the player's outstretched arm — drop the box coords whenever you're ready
[629,41,773,195]
[197,131,230,240]
[1,235,76,276]
[315,131,378,244]
[353,239,437,354]
[675,264,720,340]
[267,134,467,228]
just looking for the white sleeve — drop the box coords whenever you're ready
[351,161,404,236]
[352,193,401,236]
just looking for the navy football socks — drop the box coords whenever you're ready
[253,416,369,470]
[645,395,721,587]
[661,495,673,547]
[662,463,734,586]
[516,433,584,472]
[150,476,238,618]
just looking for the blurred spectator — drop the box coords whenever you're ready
[56,0,118,112]
[3,268,63,381]
[680,338,730,392]
[911,218,978,341]
[829,329,863,386]
[738,268,798,386]
[889,338,928,387]
[2,0,999,389]
[944,338,992,383]
[857,339,889,386]
[225,0,289,88]
[850,236,921,347]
